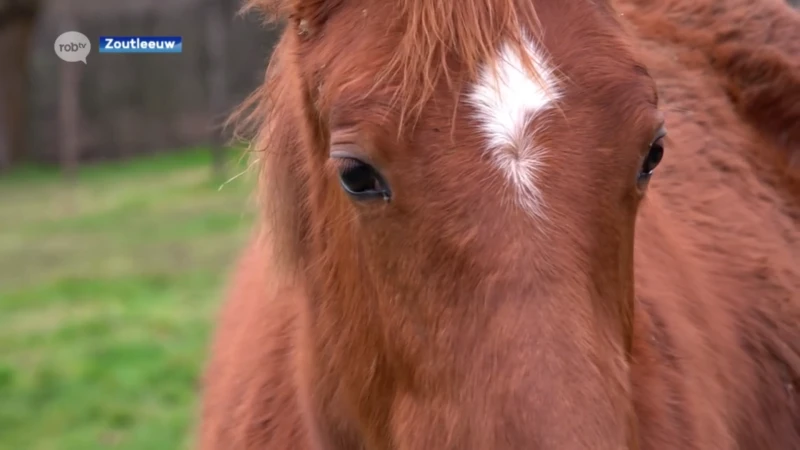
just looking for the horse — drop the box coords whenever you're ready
[197,0,800,448]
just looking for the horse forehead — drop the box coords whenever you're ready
[466,37,560,219]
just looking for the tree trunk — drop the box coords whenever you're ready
[0,6,35,172]
[205,0,229,180]
[58,15,81,179]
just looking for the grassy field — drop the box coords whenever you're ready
[0,149,257,450]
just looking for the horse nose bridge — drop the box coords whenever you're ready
[389,333,634,450]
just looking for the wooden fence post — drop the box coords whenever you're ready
[0,1,37,172]
[57,14,82,180]
[205,0,229,179]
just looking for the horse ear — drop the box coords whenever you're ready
[709,6,800,173]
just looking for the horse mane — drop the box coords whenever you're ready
[226,41,310,269]
[238,0,547,130]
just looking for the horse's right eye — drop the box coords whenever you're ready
[334,157,392,202]
[641,137,664,176]
[637,128,666,190]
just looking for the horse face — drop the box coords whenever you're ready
[271,0,664,447]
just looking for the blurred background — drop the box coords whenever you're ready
[2,0,800,449]
[0,0,279,448]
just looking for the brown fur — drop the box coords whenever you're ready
[199,0,800,448]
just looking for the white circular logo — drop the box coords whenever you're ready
[54,31,91,64]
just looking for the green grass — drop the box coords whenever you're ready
[0,148,257,450]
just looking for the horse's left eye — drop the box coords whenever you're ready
[638,136,665,185]
[335,157,392,201]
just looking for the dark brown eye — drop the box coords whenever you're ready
[638,136,665,186]
[642,137,664,174]
[335,157,392,202]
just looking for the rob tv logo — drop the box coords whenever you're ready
[54,31,91,64]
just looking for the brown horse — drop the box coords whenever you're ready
[198,0,800,448]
